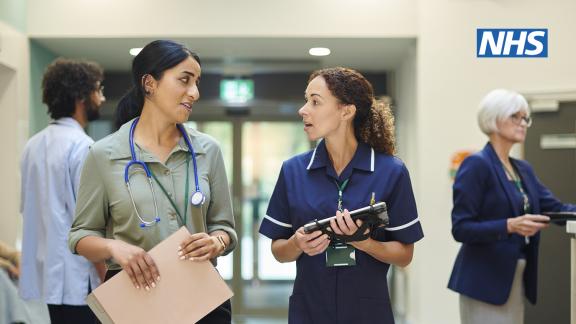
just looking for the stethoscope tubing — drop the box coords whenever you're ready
[176,123,201,193]
[124,117,204,227]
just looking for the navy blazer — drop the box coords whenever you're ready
[448,142,576,305]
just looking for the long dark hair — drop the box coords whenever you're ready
[114,40,201,129]
[309,67,396,155]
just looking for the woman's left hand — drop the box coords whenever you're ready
[178,233,224,262]
[0,257,19,280]
[329,209,370,250]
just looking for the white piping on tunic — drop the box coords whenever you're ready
[306,146,318,170]
[264,215,293,228]
[370,148,374,172]
[385,218,420,231]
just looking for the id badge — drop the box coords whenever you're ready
[326,243,356,267]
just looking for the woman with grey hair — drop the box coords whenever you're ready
[447,89,576,324]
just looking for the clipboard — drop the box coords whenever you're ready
[86,227,233,324]
[542,211,576,224]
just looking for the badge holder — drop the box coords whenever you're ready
[326,241,356,267]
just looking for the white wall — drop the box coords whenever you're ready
[395,41,418,169]
[27,0,418,37]
[393,40,421,321]
[411,1,576,323]
[0,21,30,247]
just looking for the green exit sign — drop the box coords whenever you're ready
[220,79,254,103]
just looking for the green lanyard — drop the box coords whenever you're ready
[503,164,530,214]
[149,154,191,227]
[334,178,350,212]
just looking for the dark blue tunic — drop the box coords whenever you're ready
[259,140,424,324]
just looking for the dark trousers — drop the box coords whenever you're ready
[48,304,96,324]
[96,270,231,324]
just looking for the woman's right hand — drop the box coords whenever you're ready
[107,240,159,291]
[507,214,550,236]
[292,227,330,256]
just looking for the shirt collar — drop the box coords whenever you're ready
[109,118,206,160]
[306,139,375,173]
[51,117,85,132]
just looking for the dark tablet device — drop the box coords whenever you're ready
[303,202,389,234]
[541,211,576,223]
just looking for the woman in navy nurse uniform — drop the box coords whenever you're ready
[259,67,424,324]
[448,89,576,324]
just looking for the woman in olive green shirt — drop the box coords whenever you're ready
[68,40,236,323]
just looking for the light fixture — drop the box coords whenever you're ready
[309,47,331,56]
[129,48,143,56]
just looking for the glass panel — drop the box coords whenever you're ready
[241,122,310,309]
[187,121,233,182]
[186,121,234,280]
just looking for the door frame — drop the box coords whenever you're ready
[524,88,576,113]
[192,113,307,317]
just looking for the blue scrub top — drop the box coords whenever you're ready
[259,140,424,324]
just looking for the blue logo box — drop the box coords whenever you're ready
[477,29,548,58]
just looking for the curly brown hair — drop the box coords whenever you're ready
[309,67,396,155]
[42,58,103,120]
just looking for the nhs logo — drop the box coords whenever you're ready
[477,29,548,57]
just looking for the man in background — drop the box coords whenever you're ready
[19,58,106,323]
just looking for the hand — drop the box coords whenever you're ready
[329,209,361,235]
[107,240,159,291]
[329,209,370,250]
[507,214,550,236]
[178,233,223,262]
[0,258,19,280]
[293,227,330,256]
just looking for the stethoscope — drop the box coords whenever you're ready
[124,117,205,228]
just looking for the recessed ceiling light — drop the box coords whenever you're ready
[129,48,142,56]
[309,47,331,56]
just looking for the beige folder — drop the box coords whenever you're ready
[86,227,233,324]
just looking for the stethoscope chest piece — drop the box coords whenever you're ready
[190,191,206,207]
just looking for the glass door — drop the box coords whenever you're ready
[189,119,311,318]
[185,121,235,281]
[240,122,309,315]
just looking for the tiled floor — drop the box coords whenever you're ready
[243,281,292,309]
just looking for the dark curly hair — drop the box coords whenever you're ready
[309,67,396,155]
[41,58,103,120]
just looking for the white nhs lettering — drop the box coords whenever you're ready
[477,30,546,57]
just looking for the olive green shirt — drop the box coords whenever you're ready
[68,119,237,270]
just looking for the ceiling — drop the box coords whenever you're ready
[33,37,416,74]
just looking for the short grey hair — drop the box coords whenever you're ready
[477,89,530,135]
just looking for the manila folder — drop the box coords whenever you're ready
[86,227,233,324]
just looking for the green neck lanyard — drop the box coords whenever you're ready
[334,178,350,212]
[502,164,530,213]
[149,154,191,227]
